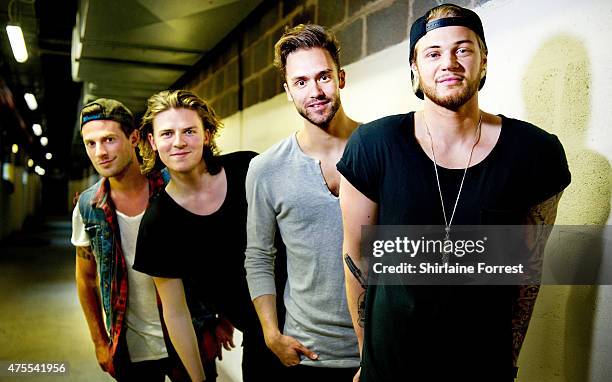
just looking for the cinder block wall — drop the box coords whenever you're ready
[178,0,486,119]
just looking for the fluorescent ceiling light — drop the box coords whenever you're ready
[45,153,52,160]
[40,136,48,146]
[32,123,42,136]
[6,25,28,63]
[24,93,38,110]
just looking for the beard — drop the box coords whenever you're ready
[295,95,341,129]
[421,76,480,111]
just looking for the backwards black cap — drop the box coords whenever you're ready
[80,98,134,132]
[409,4,487,99]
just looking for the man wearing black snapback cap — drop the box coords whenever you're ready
[71,99,193,380]
[337,4,570,381]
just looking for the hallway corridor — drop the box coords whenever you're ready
[0,218,242,381]
[0,218,112,381]
[0,217,113,381]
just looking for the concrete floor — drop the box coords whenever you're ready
[0,218,242,381]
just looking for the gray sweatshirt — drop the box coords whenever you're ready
[244,134,360,368]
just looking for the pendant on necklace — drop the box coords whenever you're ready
[424,111,482,266]
[442,226,452,264]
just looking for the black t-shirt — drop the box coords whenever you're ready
[134,151,258,332]
[337,113,571,380]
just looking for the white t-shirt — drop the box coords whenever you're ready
[71,205,168,362]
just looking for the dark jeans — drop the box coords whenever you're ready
[203,361,217,382]
[115,357,171,382]
[286,364,359,382]
[114,352,217,382]
[113,332,216,382]
[241,331,288,382]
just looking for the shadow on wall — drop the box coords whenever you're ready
[520,34,611,381]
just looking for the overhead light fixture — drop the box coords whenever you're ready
[34,165,45,176]
[32,123,42,136]
[11,144,19,154]
[45,153,52,160]
[27,159,34,167]
[6,25,28,63]
[24,93,37,110]
[40,136,48,146]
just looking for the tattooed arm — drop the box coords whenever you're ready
[339,176,378,382]
[339,176,378,353]
[513,192,563,366]
[75,246,114,376]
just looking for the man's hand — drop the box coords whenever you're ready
[75,246,116,377]
[353,367,361,382]
[266,332,318,366]
[94,342,115,377]
[215,317,235,360]
[251,295,316,366]
[199,317,236,362]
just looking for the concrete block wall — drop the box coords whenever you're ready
[180,0,487,119]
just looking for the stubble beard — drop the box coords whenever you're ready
[95,156,133,179]
[421,77,480,111]
[296,96,341,130]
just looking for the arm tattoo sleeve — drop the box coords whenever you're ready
[344,254,367,327]
[512,192,563,366]
[76,246,95,260]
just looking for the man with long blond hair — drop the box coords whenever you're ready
[134,90,284,381]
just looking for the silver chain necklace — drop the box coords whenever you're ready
[423,112,482,263]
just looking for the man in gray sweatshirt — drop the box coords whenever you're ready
[244,24,360,381]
